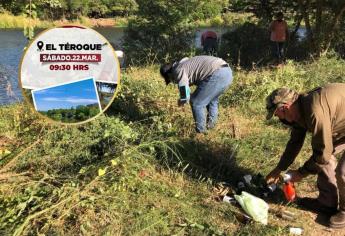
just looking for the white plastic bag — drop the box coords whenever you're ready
[234,191,269,225]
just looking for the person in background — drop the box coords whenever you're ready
[265,84,345,229]
[269,12,289,64]
[201,30,218,55]
[160,56,233,133]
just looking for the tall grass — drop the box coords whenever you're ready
[1,55,345,235]
[0,12,53,28]
[0,13,28,28]
[0,13,125,29]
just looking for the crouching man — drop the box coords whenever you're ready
[265,83,345,229]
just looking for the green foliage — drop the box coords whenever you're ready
[23,3,37,40]
[229,0,345,55]
[221,54,345,109]
[40,104,100,123]
[1,0,138,20]
[2,56,345,234]
[0,0,26,15]
[123,0,228,65]
[35,0,63,20]
[229,0,296,24]
[221,12,257,26]
[218,22,309,68]
[192,0,228,21]
[219,23,271,68]
[0,12,28,28]
[87,0,108,18]
[109,0,138,17]
[123,0,196,65]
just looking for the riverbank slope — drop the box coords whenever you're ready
[0,13,127,28]
[1,56,345,235]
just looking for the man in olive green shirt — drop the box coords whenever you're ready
[265,83,345,229]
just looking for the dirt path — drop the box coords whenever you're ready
[268,203,344,236]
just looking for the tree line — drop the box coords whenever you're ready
[2,0,345,63]
[0,0,227,21]
[40,104,100,122]
[0,0,138,20]
[123,0,345,65]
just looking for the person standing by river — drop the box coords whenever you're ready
[201,30,218,56]
[269,12,289,65]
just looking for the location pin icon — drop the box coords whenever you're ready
[37,41,44,51]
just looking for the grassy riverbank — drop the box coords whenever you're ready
[0,12,255,29]
[0,13,128,28]
[1,56,345,235]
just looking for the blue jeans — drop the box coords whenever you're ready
[190,67,233,133]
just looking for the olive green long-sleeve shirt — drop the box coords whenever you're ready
[277,83,345,175]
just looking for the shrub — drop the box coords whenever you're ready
[123,0,197,65]
[219,23,271,68]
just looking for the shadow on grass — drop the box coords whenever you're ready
[161,138,252,185]
[163,138,291,202]
[106,90,255,185]
[105,84,289,205]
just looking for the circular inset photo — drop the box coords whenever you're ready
[19,25,120,124]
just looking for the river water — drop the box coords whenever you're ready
[0,30,27,105]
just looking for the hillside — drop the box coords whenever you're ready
[1,56,345,235]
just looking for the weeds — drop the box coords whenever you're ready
[1,55,345,235]
[0,13,127,29]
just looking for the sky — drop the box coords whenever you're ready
[32,78,100,111]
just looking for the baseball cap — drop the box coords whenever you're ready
[266,88,299,120]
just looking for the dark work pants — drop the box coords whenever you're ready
[271,41,285,63]
[317,143,345,212]
[203,38,218,56]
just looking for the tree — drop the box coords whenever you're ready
[192,0,228,21]
[229,0,345,55]
[123,0,197,65]
[36,0,63,20]
[1,0,26,15]
[123,0,227,65]
[87,0,108,18]
[296,0,345,54]
[108,0,138,17]
[64,0,90,20]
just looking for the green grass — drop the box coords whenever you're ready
[0,12,52,28]
[195,12,257,27]
[1,55,345,235]
[0,13,128,29]
[0,13,29,28]
[0,12,252,29]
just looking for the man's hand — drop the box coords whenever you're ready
[266,167,282,185]
[177,99,186,107]
[286,169,304,182]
